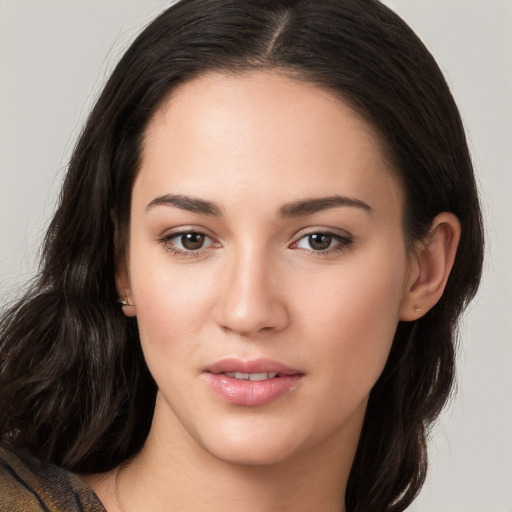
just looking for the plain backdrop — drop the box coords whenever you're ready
[0,1,511,510]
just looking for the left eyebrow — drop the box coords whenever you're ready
[279,195,372,217]
[145,194,222,216]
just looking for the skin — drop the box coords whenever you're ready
[85,71,460,511]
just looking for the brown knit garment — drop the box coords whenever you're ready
[0,444,106,512]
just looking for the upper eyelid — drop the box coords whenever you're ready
[160,226,217,240]
[292,226,353,241]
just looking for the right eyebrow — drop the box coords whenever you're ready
[279,195,372,217]
[145,194,222,216]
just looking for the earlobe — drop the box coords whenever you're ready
[113,216,136,318]
[400,212,461,321]
[117,295,136,317]
[115,259,136,318]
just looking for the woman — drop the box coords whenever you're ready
[0,0,484,511]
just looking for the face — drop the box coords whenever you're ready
[121,71,414,467]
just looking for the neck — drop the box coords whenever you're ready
[117,440,351,512]
[87,395,365,512]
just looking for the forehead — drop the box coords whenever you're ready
[137,71,402,218]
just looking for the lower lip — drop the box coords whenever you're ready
[205,373,303,407]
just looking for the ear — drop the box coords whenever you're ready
[400,212,461,321]
[113,217,136,318]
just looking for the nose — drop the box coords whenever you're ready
[214,245,290,336]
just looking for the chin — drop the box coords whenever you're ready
[207,439,300,467]
[194,419,307,467]
[190,421,298,466]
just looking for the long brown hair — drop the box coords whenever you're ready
[0,1,484,510]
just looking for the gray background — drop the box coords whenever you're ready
[1,1,511,510]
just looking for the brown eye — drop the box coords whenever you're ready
[293,231,352,254]
[161,230,218,255]
[308,233,332,251]
[180,232,205,250]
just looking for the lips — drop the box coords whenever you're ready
[206,358,302,376]
[204,358,304,407]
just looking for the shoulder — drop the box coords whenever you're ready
[0,443,106,512]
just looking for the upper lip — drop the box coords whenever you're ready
[205,358,303,376]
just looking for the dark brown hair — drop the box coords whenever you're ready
[0,1,484,511]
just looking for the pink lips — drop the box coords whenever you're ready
[204,358,304,407]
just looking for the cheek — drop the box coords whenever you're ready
[299,248,407,390]
[128,247,216,357]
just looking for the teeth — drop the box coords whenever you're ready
[249,372,277,381]
[224,372,278,380]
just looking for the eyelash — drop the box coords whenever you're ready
[159,230,353,257]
